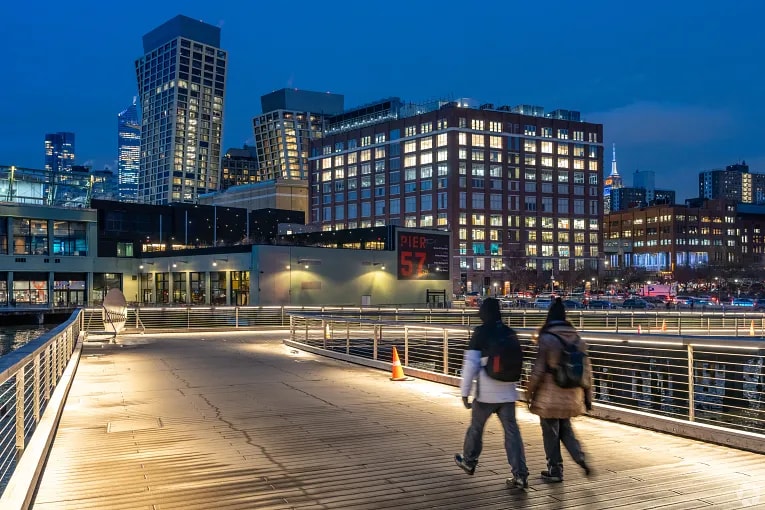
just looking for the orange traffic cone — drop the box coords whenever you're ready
[637,324,642,334]
[750,320,755,337]
[661,320,667,332]
[390,346,408,381]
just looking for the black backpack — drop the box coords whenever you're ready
[482,323,523,382]
[548,332,587,389]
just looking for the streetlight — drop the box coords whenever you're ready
[493,281,498,297]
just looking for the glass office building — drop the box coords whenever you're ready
[135,15,227,204]
[44,132,75,174]
[117,98,140,202]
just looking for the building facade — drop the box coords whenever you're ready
[253,89,344,181]
[699,162,765,204]
[221,145,258,190]
[198,178,309,219]
[44,132,75,174]
[603,199,740,276]
[135,14,227,204]
[308,100,604,295]
[117,98,141,202]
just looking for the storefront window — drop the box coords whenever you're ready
[231,271,249,305]
[172,272,186,303]
[0,276,7,306]
[190,272,206,304]
[13,218,48,255]
[210,271,226,305]
[53,273,86,306]
[13,274,48,305]
[92,273,121,305]
[155,273,169,304]
[0,219,7,255]
[53,221,87,256]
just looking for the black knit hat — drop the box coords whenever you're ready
[479,297,501,323]
[546,297,567,322]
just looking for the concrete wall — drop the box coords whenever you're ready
[253,245,450,306]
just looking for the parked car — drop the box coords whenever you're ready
[587,299,615,309]
[730,298,756,308]
[621,298,655,309]
[562,299,585,309]
[533,297,552,309]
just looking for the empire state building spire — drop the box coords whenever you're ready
[610,143,620,177]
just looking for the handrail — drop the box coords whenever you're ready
[285,311,765,454]
[78,305,765,338]
[0,309,83,504]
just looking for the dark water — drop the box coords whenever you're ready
[0,326,49,357]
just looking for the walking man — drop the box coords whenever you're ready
[454,298,529,489]
[527,297,593,482]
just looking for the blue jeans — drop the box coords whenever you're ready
[462,401,528,477]
[540,418,584,476]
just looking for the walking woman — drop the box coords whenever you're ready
[526,297,593,482]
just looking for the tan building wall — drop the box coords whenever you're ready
[198,179,308,218]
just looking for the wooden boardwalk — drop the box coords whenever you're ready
[33,331,765,509]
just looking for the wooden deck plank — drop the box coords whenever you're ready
[31,331,765,510]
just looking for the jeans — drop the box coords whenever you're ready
[462,401,528,477]
[540,417,584,475]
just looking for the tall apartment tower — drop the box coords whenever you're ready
[308,99,604,295]
[117,97,141,202]
[699,162,765,204]
[44,132,75,174]
[135,14,227,204]
[221,145,258,190]
[253,88,344,181]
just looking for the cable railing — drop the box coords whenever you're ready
[78,305,765,337]
[287,312,765,450]
[0,309,82,502]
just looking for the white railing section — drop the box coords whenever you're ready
[0,310,83,502]
[78,305,765,337]
[287,312,765,453]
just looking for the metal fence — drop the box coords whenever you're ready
[287,313,765,438]
[80,305,765,337]
[0,309,82,498]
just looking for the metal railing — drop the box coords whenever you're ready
[0,309,82,499]
[287,313,765,442]
[78,305,765,337]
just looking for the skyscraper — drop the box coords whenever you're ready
[253,88,344,181]
[44,132,75,174]
[117,97,140,202]
[603,143,623,214]
[135,14,227,204]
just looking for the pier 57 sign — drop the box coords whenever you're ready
[397,230,450,280]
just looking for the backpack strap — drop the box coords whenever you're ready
[544,331,577,373]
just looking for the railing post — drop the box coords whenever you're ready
[443,329,449,375]
[404,326,409,366]
[235,307,240,329]
[16,370,25,458]
[289,315,294,341]
[346,321,350,355]
[43,345,51,402]
[373,325,378,361]
[687,344,695,422]
[281,306,286,327]
[735,317,739,337]
[33,354,41,423]
[707,316,710,336]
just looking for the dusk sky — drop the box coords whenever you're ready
[2,0,764,201]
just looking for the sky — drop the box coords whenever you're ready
[2,0,764,201]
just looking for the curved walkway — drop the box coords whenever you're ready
[33,331,764,509]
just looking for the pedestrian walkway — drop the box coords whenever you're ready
[33,331,765,509]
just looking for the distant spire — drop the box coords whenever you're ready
[132,95,137,106]
[610,142,620,177]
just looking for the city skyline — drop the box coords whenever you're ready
[2,0,765,201]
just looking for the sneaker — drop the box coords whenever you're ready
[541,469,563,483]
[506,475,528,489]
[577,459,591,476]
[454,454,476,475]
